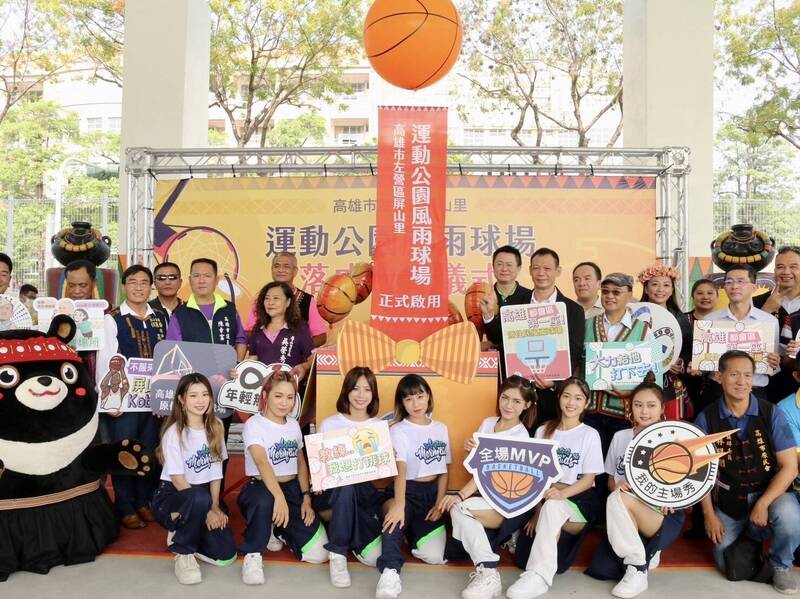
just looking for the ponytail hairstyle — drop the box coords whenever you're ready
[497,375,537,429]
[158,373,225,462]
[542,377,591,439]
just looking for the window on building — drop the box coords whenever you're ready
[463,128,485,145]
[87,117,103,132]
[107,117,121,132]
[335,125,366,145]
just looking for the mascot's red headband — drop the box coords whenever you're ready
[0,337,80,364]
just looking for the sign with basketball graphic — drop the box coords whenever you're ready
[629,302,682,370]
[500,302,572,380]
[624,420,737,509]
[305,420,398,491]
[464,434,563,518]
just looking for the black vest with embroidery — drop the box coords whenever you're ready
[703,398,777,519]
[110,307,168,359]
[295,289,311,322]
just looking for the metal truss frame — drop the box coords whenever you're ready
[125,145,691,302]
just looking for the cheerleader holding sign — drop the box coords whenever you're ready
[586,375,686,598]
[439,375,537,598]
[508,377,604,599]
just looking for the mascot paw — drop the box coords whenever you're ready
[117,439,153,477]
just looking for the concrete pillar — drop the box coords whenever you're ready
[623,0,714,258]
[118,0,210,260]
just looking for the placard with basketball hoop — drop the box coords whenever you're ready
[624,420,737,509]
[464,434,563,518]
[500,302,572,380]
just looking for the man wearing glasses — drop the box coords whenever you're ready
[707,265,781,401]
[97,265,168,530]
[584,272,654,454]
[149,262,183,320]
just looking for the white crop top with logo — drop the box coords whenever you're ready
[319,413,380,434]
[477,416,530,440]
[160,423,226,484]
[243,414,303,477]
[391,418,451,480]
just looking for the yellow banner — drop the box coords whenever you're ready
[154,175,656,326]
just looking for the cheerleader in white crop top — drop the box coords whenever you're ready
[508,377,604,599]
[439,376,536,599]
[237,372,329,586]
[151,374,236,585]
[375,375,451,599]
[313,367,386,588]
[586,375,686,599]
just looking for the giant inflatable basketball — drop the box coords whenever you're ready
[364,0,463,90]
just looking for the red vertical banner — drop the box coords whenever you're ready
[371,106,450,342]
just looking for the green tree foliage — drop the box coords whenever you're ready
[0,99,78,198]
[43,0,124,86]
[714,120,798,201]
[264,113,326,147]
[209,0,364,147]
[718,0,800,150]
[459,0,623,147]
[0,0,73,125]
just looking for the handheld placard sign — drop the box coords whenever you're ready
[464,434,563,518]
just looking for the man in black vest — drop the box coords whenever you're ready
[166,257,246,359]
[97,265,168,529]
[696,350,800,594]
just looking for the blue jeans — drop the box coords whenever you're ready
[713,492,800,572]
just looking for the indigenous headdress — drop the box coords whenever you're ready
[637,264,679,285]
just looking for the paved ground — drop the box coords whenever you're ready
[2,556,788,599]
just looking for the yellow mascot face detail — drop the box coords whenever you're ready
[352,429,379,456]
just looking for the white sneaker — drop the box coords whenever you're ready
[174,553,202,585]
[506,571,549,599]
[267,532,284,552]
[329,552,351,588]
[242,552,265,585]
[612,565,648,599]
[648,551,660,570]
[462,565,502,599]
[376,568,402,599]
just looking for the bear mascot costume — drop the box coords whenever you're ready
[0,315,151,581]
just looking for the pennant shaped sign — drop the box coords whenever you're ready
[464,434,563,518]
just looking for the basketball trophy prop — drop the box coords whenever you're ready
[624,420,736,509]
[464,434,563,518]
[364,0,463,90]
[46,221,119,305]
[464,281,491,335]
[317,273,358,324]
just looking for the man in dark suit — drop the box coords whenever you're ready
[525,248,586,426]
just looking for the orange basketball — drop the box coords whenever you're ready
[317,273,357,324]
[490,470,535,500]
[648,442,693,485]
[349,262,373,304]
[464,281,491,332]
[447,300,464,325]
[364,0,463,90]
